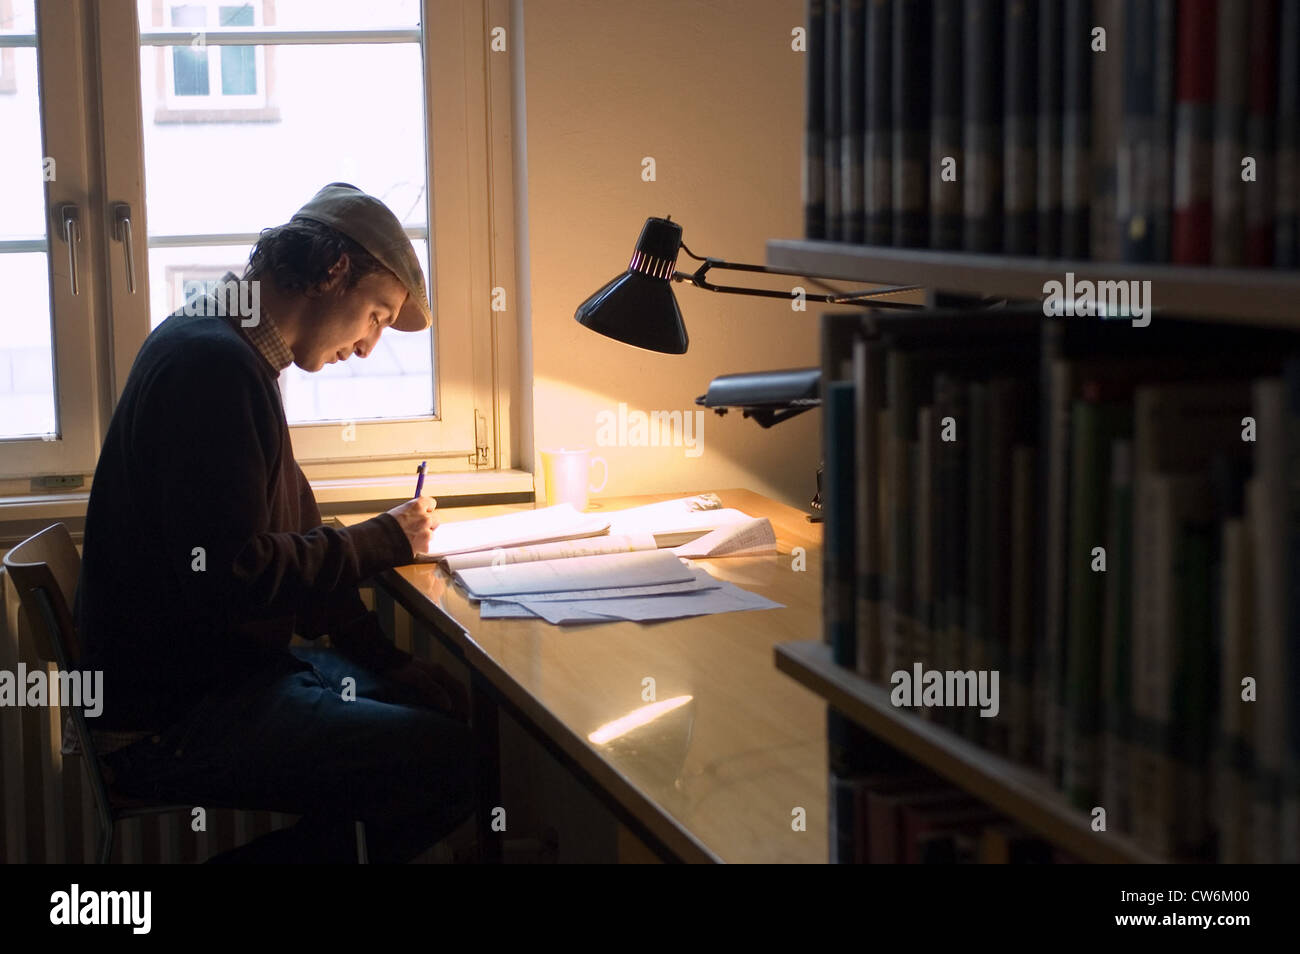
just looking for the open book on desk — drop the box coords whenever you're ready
[421,493,761,564]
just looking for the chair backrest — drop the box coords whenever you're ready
[3,522,81,668]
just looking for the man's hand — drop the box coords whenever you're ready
[386,495,439,558]
[384,658,470,723]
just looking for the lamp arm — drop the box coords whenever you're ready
[672,257,922,309]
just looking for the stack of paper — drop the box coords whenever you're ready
[419,503,610,561]
[451,547,784,625]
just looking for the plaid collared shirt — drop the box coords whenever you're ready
[219,271,294,372]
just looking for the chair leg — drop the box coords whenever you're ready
[355,820,368,864]
[98,822,114,864]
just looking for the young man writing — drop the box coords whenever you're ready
[75,183,474,863]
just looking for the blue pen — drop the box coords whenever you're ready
[414,460,427,498]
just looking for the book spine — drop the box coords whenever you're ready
[1211,0,1248,266]
[1150,0,1176,262]
[1043,360,1074,784]
[1249,381,1284,863]
[1036,0,1063,257]
[1282,358,1300,863]
[929,0,964,249]
[962,0,1005,252]
[944,378,971,732]
[1171,0,1216,264]
[1173,509,1215,857]
[1064,399,1113,810]
[804,0,827,239]
[1217,514,1252,862]
[1101,439,1134,834]
[1004,0,1038,254]
[915,405,936,676]
[963,381,990,743]
[1118,0,1156,262]
[983,379,1019,756]
[885,349,914,680]
[1008,445,1037,764]
[1276,0,1300,266]
[1245,0,1279,266]
[1061,0,1093,257]
[842,0,866,243]
[825,0,843,241]
[891,0,931,247]
[855,337,886,678]
[826,380,858,667]
[1090,0,1124,262]
[865,0,893,244]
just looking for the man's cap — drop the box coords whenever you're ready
[290,182,432,332]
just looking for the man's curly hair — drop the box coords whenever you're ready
[244,217,389,294]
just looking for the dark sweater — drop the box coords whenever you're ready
[75,308,413,730]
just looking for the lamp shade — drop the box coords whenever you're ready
[574,217,690,355]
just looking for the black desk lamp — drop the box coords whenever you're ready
[574,215,919,354]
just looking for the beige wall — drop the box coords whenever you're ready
[522,0,819,512]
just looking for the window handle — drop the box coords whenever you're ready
[112,203,137,294]
[57,203,80,297]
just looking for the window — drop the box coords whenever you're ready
[152,0,278,122]
[0,0,518,488]
[0,0,18,94]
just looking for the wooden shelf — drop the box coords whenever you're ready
[774,640,1163,865]
[767,239,1300,327]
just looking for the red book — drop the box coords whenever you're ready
[1172,0,1217,263]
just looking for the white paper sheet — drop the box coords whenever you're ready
[454,548,694,598]
[670,516,777,558]
[495,574,784,624]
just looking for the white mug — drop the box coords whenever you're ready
[540,448,608,510]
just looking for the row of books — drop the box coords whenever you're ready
[821,307,1300,862]
[829,712,1070,862]
[803,0,1300,266]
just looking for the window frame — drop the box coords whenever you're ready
[0,0,107,480]
[96,0,513,481]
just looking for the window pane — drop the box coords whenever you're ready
[219,5,255,94]
[0,253,56,440]
[0,24,57,440]
[145,242,436,425]
[140,0,420,31]
[169,5,209,95]
[140,42,428,234]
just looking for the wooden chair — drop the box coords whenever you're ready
[4,523,194,862]
[5,523,370,863]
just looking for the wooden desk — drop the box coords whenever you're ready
[339,489,826,863]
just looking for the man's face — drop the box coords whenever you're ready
[295,254,408,372]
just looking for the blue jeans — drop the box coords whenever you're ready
[102,646,476,863]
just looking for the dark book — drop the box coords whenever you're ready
[1004,0,1038,254]
[841,0,866,243]
[1150,0,1176,262]
[1211,0,1248,266]
[1061,0,1093,257]
[826,0,843,241]
[865,0,893,244]
[1035,0,1063,257]
[804,0,827,239]
[1119,0,1157,262]
[1171,0,1216,264]
[1090,0,1124,261]
[1245,0,1279,266]
[1277,0,1300,266]
[929,0,963,249]
[855,335,888,678]
[962,0,1005,251]
[891,0,931,247]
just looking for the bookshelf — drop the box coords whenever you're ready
[776,0,1300,866]
[775,640,1160,864]
[768,241,1300,328]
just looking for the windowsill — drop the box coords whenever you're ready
[0,469,536,527]
[153,105,282,123]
